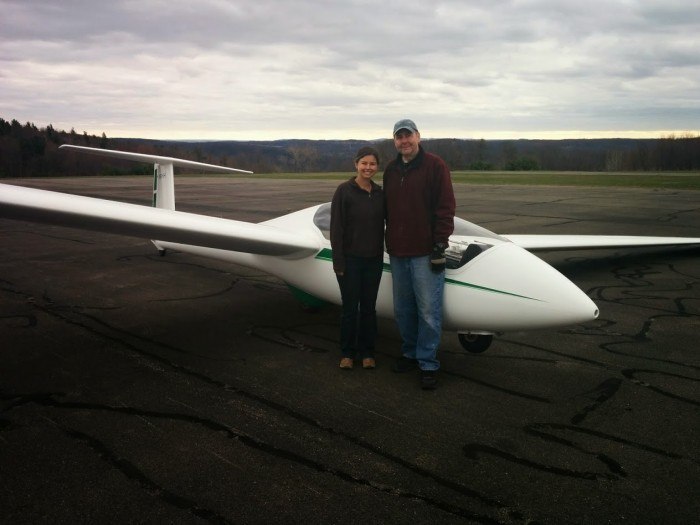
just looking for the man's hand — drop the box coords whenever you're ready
[430,243,448,273]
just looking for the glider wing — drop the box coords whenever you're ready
[0,183,320,258]
[502,234,700,251]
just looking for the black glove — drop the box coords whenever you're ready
[430,243,448,273]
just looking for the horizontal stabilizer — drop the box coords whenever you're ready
[59,144,253,174]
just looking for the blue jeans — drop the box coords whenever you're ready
[336,255,384,358]
[389,255,444,371]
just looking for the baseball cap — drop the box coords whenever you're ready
[393,119,418,136]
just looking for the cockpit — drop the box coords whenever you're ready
[312,203,507,270]
[444,216,508,269]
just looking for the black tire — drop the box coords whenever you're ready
[458,333,493,353]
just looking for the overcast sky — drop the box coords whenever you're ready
[2,0,699,141]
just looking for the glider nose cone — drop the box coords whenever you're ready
[560,284,600,323]
[449,243,599,331]
[500,244,599,326]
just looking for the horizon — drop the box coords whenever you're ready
[109,129,700,142]
[5,115,698,142]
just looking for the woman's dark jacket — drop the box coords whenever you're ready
[330,178,385,273]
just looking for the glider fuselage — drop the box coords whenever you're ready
[153,202,600,334]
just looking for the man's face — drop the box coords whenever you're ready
[394,129,420,160]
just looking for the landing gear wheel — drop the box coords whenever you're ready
[300,303,321,313]
[458,333,493,353]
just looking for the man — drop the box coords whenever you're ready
[383,119,456,390]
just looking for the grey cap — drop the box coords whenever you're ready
[393,119,418,136]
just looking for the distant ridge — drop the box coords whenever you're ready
[1,117,698,176]
[114,136,700,173]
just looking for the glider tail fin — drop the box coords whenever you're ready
[58,144,252,212]
[58,144,254,255]
[151,161,175,254]
[153,162,176,210]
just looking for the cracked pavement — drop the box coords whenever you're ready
[1,177,699,524]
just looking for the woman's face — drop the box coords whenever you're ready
[355,154,378,180]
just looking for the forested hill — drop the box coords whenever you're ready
[1,117,699,178]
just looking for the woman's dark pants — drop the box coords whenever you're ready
[336,255,383,359]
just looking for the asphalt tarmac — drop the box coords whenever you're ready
[1,177,699,524]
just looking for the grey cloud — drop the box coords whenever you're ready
[1,0,698,139]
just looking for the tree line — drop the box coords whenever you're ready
[1,117,699,178]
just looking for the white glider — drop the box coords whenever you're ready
[1,144,698,352]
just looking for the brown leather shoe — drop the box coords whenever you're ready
[339,357,353,369]
[362,358,376,369]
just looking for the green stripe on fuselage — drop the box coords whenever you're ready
[443,277,540,301]
[314,248,539,301]
[316,248,391,271]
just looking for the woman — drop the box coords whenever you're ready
[330,146,385,370]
